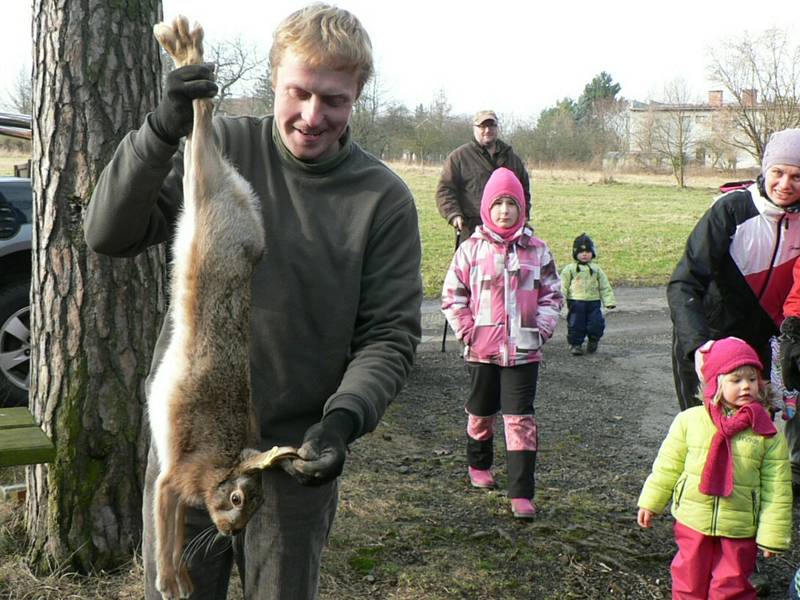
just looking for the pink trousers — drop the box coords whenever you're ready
[671,521,757,599]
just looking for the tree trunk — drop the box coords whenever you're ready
[27,0,165,573]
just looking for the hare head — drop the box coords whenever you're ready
[205,468,263,536]
[204,446,299,536]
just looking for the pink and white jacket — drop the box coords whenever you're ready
[441,225,563,366]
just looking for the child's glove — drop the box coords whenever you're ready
[780,317,800,391]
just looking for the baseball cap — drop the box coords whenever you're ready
[473,110,498,126]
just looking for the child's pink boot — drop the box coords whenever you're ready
[511,498,537,519]
[468,467,496,489]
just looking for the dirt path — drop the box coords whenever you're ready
[317,287,800,599]
[1,286,797,598]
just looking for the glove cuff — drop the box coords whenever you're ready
[147,111,180,146]
[322,410,358,445]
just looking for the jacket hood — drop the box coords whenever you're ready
[479,167,527,241]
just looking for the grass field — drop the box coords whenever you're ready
[1,151,723,297]
[394,162,718,297]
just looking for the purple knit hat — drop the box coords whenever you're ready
[762,128,800,175]
[700,337,763,402]
[479,168,527,241]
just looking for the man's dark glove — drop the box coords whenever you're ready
[780,316,800,390]
[151,63,218,144]
[283,410,357,486]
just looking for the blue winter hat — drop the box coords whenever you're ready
[762,128,800,175]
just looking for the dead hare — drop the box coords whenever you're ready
[148,16,298,599]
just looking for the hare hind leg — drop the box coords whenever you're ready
[154,475,190,599]
[153,16,204,68]
[173,500,193,598]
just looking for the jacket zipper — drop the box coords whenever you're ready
[503,247,511,364]
[752,489,758,526]
[711,496,720,535]
[674,477,687,508]
[756,214,785,301]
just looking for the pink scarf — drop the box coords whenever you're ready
[699,400,776,497]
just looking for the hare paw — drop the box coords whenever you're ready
[153,15,204,67]
[156,567,192,599]
[177,563,194,598]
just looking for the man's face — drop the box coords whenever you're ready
[273,50,360,161]
[473,120,498,147]
[764,164,800,207]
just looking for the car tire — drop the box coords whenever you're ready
[0,279,30,407]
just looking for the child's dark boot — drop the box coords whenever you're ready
[587,338,599,353]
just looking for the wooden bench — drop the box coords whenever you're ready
[0,406,56,467]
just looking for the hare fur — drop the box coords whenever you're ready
[148,16,295,599]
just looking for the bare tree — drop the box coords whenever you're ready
[4,65,33,114]
[350,72,387,156]
[702,109,742,171]
[379,101,413,161]
[206,37,267,115]
[708,28,800,163]
[251,63,275,116]
[28,0,165,572]
[635,80,696,187]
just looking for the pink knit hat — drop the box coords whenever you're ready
[700,337,763,402]
[479,168,527,241]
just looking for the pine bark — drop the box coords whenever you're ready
[27,0,165,572]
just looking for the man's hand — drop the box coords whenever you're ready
[283,410,356,486]
[151,63,218,144]
[451,216,464,232]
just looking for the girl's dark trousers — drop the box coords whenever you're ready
[466,361,539,499]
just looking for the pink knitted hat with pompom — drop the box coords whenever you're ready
[700,337,763,402]
[479,168,527,241]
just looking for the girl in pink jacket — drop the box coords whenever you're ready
[441,167,563,518]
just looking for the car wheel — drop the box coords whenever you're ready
[0,280,30,407]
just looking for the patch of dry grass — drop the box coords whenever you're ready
[393,160,723,297]
[0,150,30,177]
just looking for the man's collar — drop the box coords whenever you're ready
[271,119,353,174]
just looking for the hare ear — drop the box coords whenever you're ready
[240,446,300,473]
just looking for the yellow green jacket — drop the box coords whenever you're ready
[560,261,615,306]
[638,405,792,552]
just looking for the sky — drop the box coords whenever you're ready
[2,0,799,123]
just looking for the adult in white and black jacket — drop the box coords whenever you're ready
[668,128,800,414]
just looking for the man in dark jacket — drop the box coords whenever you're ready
[436,110,530,243]
[84,4,421,599]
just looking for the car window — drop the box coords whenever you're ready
[0,181,32,222]
[0,196,21,239]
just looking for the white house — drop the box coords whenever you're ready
[624,90,760,170]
